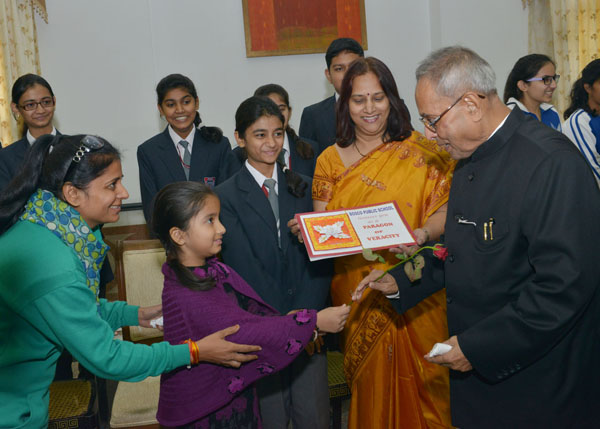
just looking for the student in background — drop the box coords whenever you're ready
[152,181,348,427]
[137,73,236,224]
[563,59,600,187]
[234,84,319,177]
[299,38,364,155]
[0,74,59,192]
[217,96,336,428]
[504,54,562,131]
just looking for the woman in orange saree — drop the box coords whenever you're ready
[313,57,455,428]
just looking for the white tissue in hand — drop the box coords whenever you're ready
[427,343,452,357]
[150,316,163,329]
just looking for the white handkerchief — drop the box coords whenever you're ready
[427,343,452,358]
[150,316,163,329]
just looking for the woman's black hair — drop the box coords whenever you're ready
[564,59,600,119]
[151,182,217,291]
[253,84,314,160]
[235,96,308,198]
[503,54,554,103]
[156,73,223,143]
[0,134,120,235]
[337,57,413,147]
[12,73,55,138]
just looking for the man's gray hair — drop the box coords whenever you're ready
[416,46,497,98]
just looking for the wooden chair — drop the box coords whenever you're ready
[109,239,166,428]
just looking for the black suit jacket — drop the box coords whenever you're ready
[0,131,63,192]
[231,130,318,178]
[137,127,236,223]
[389,109,600,428]
[216,165,331,314]
[299,95,336,156]
[0,138,29,192]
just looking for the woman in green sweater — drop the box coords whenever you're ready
[0,134,260,428]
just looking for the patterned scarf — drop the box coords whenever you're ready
[20,189,108,305]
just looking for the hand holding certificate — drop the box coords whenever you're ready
[294,201,416,261]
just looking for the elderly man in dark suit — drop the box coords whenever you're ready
[299,38,363,156]
[354,46,600,428]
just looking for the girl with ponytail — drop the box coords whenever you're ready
[137,73,237,224]
[151,181,348,427]
[215,96,335,428]
[0,135,260,428]
[503,54,562,131]
[563,59,600,187]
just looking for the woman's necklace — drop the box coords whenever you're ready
[354,141,367,157]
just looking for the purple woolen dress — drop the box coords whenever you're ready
[157,258,317,428]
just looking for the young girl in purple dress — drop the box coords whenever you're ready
[152,182,349,428]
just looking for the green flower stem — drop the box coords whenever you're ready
[349,244,442,305]
[373,245,441,282]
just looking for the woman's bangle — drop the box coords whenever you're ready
[181,339,200,367]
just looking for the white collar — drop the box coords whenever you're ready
[506,97,554,114]
[168,125,196,153]
[27,127,56,145]
[487,113,510,140]
[245,160,278,193]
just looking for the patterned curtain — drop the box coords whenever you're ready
[0,0,43,148]
[525,0,600,116]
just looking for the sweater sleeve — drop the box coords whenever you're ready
[98,298,139,332]
[32,284,189,381]
[167,271,317,387]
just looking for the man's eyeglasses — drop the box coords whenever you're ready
[526,74,560,85]
[419,93,486,133]
[18,98,55,111]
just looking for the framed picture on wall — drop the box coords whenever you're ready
[242,0,367,57]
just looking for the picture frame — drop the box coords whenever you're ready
[242,0,367,58]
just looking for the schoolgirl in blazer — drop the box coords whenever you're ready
[137,73,236,223]
[216,96,333,428]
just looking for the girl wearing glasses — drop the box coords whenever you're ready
[563,59,600,187]
[0,135,260,428]
[0,74,58,192]
[503,54,562,131]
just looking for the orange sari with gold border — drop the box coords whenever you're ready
[313,132,455,428]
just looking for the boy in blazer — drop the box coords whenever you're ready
[299,38,364,155]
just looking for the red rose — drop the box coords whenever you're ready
[433,246,448,261]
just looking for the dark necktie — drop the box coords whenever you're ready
[179,140,191,180]
[263,178,280,246]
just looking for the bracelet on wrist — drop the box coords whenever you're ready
[181,338,200,367]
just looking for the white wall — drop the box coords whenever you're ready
[35,0,527,223]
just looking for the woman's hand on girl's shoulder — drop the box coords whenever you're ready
[195,325,262,368]
[316,304,350,333]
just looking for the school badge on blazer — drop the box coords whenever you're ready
[203,177,216,188]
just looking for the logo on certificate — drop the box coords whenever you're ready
[304,214,361,251]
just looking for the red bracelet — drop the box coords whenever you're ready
[181,339,200,366]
